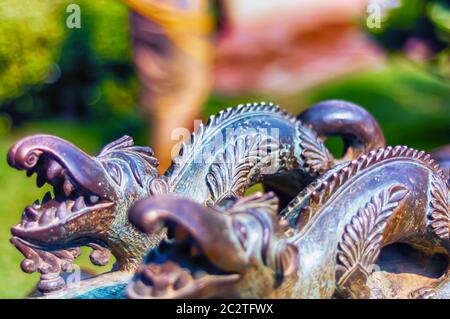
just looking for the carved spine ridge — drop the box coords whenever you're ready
[168,102,297,186]
[283,146,445,224]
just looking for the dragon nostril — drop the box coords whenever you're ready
[56,202,68,220]
[25,206,40,221]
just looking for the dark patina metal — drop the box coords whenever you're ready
[6,100,449,298]
[7,100,383,294]
[127,147,449,299]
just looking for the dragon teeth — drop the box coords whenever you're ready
[89,195,99,204]
[56,202,68,219]
[25,221,37,229]
[63,179,74,197]
[73,197,86,211]
[25,206,40,221]
[39,208,55,226]
[66,200,75,212]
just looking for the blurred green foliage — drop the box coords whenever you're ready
[0,0,65,102]
[367,0,449,49]
[0,0,146,143]
[366,0,449,79]
[302,61,450,153]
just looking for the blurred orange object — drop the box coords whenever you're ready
[126,0,215,172]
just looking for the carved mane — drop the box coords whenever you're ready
[97,135,159,188]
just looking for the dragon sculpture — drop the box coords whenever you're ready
[7,100,384,295]
[127,146,449,299]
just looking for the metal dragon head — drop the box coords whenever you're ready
[126,192,298,298]
[8,134,166,270]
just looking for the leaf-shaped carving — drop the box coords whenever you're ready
[428,174,449,239]
[298,125,334,175]
[336,184,409,285]
[206,134,279,203]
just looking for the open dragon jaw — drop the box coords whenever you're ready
[6,100,450,299]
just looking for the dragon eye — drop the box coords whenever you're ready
[233,219,248,249]
[104,162,122,186]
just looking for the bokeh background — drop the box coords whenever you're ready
[0,0,448,298]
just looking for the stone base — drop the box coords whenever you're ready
[34,271,133,299]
